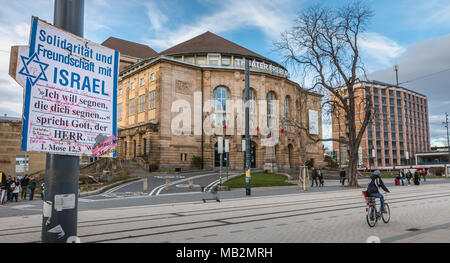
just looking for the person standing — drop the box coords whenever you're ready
[339,169,346,186]
[10,178,20,202]
[6,176,12,201]
[422,169,427,182]
[406,170,412,186]
[398,169,405,186]
[311,167,318,187]
[28,177,36,201]
[414,170,421,185]
[0,171,6,205]
[20,175,29,200]
[41,182,45,200]
[318,169,324,187]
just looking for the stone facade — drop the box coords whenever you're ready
[117,58,324,171]
[0,118,46,176]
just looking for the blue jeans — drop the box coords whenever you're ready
[371,193,385,211]
[29,189,35,200]
[423,176,426,182]
[341,178,346,186]
[407,178,411,184]
[311,178,318,187]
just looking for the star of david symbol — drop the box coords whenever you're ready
[19,52,49,87]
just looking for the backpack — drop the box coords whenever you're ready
[366,179,378,195]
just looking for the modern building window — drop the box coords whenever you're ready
[118,103,122,121]
[138,95,146,113]
[129,98,135,116]
[149,91,156,110]
[213,86,230,126]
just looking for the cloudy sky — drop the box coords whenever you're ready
[0,0,449,149]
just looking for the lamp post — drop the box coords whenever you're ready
[244,58,251,195]
[394,65,399,86]
[444,112,450,175]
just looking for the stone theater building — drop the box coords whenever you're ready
[103,32,324,171]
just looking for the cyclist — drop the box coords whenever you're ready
[366,170,390,213]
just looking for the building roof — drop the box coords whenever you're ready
[159,31,265,59]
[0,115,21,122]
[360,80,427,98]
[101,37,158,59]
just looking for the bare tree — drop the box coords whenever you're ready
[275,1,374,187]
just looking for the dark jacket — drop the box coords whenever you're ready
[340,170,346,178]
[367,174,389,196]
[21,177,29,187]
[311,169,318,179]
[28,179,36,191]
[406,171,412,179]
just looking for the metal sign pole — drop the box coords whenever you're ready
[245,59,251,196]
[218,137,223,186]
[42,0,84,243]
[225,139,229,181]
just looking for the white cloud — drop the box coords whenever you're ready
[145,2,168,32]
[359,32,405,70]
[144,0,299,50]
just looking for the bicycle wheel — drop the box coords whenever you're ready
[366,205,377,227]
[381,203,390,223]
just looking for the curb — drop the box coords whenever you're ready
[79,177,141,198]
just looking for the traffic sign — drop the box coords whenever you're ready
[15,155,29,173]
[10,17,119,157]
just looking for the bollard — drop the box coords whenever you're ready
[165,178,170,190]
[143,179,148,192]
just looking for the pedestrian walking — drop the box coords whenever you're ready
[318,169,324,187]
[0,171,7,205]
[20,175,29,200]
[339,169,346,186]
[422,169,427,182]
[28,177,36,200]
[10,178,20,202]
[311,167,318,187]
[413,170,421,185]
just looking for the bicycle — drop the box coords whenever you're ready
[362,191,390,227]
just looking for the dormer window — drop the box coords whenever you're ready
[208,53,220,65]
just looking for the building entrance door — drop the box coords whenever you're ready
[288,144,293,168]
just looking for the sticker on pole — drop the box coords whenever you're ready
[10,17,119,157]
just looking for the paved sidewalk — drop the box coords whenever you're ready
[1,179,450,243]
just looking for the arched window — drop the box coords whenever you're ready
[213,86,230,126]
[284,96,291,131]
[267,91,276,128]
[242,88,257,131]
